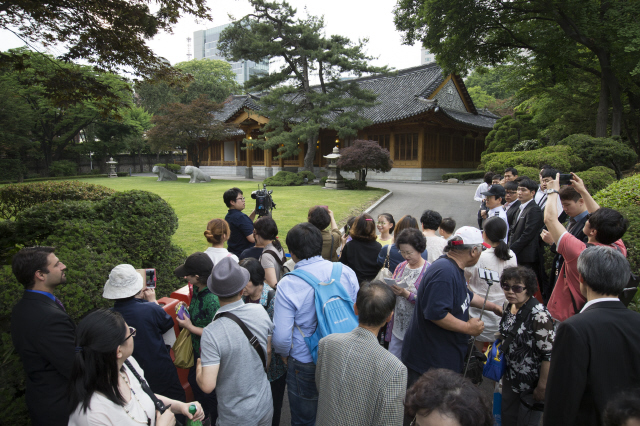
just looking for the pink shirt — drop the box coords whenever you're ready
[547,232,626,322]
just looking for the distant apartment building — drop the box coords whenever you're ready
[421,48,435,64]
[193,23,269,85]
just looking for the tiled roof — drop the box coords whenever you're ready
[217,64,497,131]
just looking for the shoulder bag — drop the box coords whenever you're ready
[374,244,393,282]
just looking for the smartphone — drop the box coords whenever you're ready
[145,268,157,289]
[478,268,499,282]
[559,174,572,185]
[176,302,190,320]
[384,278,408,289]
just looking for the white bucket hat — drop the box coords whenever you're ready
[103,264,143,299]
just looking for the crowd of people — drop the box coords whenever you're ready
[9,175,640,426]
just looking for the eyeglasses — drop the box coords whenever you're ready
[123,326,136,342]
[235,197,245,202]
[399,250,416,256]
[501,284,525,293]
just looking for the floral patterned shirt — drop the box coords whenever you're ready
[499,300,555,394]
[189,285,220,357]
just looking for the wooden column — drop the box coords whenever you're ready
[265,148,272,167]
[234,140,238,165]
[389,133,396,161]
[435,132,440,166]
[247,144,253,167]
[418,127,425,168]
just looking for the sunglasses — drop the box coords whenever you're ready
[123,326,137,342]
[501,284,525,293]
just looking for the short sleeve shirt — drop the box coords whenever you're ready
[260,242,285,282]
[200,300,274,424]
[401,255,474,374]
[188,285,220,356]
[225,209,255,256]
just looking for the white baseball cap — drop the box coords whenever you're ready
[451,226,484,246]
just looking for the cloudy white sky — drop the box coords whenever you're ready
[1,0,424,73]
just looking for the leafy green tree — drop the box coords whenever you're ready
[0,73,35,180]
[465,66,517,100]
[147,96,236,168]
[337,140,393,182]
[393,0,640,139]
[218,0,387,170]
[467,86,497,110]
[2,49,133,173]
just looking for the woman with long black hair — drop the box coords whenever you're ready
[465,216,518,351]
[253,215,286,289]
[68,309,204,425]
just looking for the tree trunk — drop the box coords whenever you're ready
[361,168,367,181]
[595,74,609,137]
[625,91,640,154]
[138,150,144,172]
[303,136,316,171]
[596,50,622,136]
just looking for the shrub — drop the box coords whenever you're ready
[0,181,115,220]
[512,139,542,152]
[298,170,316,181]
[558,134,638,179]
[481,145,584,174]
[0,174,130,184]
[575,167,616,193]
[344,178,368,190]
[484,113,538,154]
[442,171,486,181]
[263,171,306,186]
[337,140,393,181]
[593,175,640,310]
[155,163,181,173]
[511,166,541,182]
[320,176,328,186]
[49,160,78,177]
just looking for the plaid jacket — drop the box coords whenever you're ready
[315,327,407,426]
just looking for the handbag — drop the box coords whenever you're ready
[483,338,505,381]
[172,328,194,369]
[374,245,393,282]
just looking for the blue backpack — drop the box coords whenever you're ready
[285,262,358,364]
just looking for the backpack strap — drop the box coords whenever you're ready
[261,249,286,267]
[266,289,276,309]
[214,311,267,372]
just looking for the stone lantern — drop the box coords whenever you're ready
[106,157,118,178]
[323,146,345,189]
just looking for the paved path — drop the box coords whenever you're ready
[367,181,480,228]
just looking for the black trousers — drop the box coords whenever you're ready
[270,372,287,426]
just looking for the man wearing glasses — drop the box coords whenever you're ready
[223,187,257,257]
[10,246,76,426]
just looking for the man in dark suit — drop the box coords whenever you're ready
[503,181,521,228]
[11,247,76,426]
[544,246,640,426]
[508,178,544,285]
[541,186,589,302]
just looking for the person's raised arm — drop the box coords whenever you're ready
[328,209,338,230]
[544,174,568,244]
[569,172,600,213]
[248,209,257,222]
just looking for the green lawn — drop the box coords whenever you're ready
[75,177,388,255]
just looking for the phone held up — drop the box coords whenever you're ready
[145,268,157,289]
[477,268,499,283]
[559,174,572,185]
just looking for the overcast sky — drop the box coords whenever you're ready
[1,0,424,74]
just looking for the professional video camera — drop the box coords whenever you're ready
[251,184,276,217]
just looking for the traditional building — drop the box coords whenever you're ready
[177,63,499,181]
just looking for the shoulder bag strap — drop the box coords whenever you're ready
[215,312,267,372]
[124,360,170,413]
[384,244,392,269]
[329,233,335,261]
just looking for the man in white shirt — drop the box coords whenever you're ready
[535,166,563,217]
[481,184,509,243]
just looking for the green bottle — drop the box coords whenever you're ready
[186,403,203,426]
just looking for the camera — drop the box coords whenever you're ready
[559,173,572,185]
[251,184,276,217]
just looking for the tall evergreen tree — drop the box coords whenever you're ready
[218,0,388,170]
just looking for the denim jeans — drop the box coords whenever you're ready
[286,357,318,426]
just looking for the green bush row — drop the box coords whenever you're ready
[441,171,486,181]
[0,181,116,220]
[263,170,316,186]
[155,163,182,173]
[481,145,585,173]
[593,174,640,309]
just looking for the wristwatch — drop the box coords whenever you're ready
[544,189,559,195]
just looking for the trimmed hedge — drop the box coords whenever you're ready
[575,167,616,193]
[593,175,640,309]
[1,190,188,421]
[511,166,540,182]
[0,181,116,220]
[558,134,637,178]
[344,179,368,190]
[481,145,585,174]
[49,160,78,177]
[155,163,182,173]
[0,173,130,184]
[442,170,486,181]
[263,171,313,186]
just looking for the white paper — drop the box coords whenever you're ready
[163,327,177,347]
[384,278,408,289]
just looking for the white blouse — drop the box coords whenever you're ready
[69,357,156,426]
